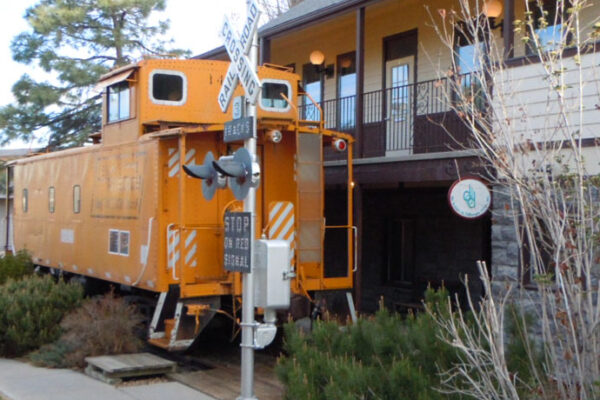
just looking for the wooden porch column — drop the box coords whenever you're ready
[355,7,365,157]
[503,0,515,59]
[260,37,271,65]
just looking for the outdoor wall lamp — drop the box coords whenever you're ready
[483,0,503,30]
[309,50,334,78]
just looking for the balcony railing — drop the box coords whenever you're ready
[299,74,477,158]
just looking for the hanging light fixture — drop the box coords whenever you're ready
[483,0,503,31]
[309,50,325,65]
[483,0,503,18]
[309,50,334,78]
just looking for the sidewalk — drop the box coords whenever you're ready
[0,359,217,400]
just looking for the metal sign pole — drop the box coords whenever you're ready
[239,1,258,399]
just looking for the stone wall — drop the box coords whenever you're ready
[490,186,520,297]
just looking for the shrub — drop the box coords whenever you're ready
[276,288,463,400]
[0,275,83,357]
[31,290,144,368]
[0,250,34,285]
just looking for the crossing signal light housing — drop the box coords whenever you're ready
[182,151,225,200]
[212,147,260,200]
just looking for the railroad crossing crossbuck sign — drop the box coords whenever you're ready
[217,0,261,112]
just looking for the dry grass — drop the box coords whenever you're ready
[30,289,144,369]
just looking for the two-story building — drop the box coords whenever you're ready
[200,0,600,313]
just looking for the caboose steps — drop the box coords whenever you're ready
[148,289,220,351]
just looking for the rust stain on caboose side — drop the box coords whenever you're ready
[91,151,147,219]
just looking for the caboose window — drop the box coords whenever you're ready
[260,79,291,112]
[22,189,28,213]
[107,81,130,122]
[73,185,81,214]
[48,187,55,213]
[109,229,130,256]
[149,70,187,106]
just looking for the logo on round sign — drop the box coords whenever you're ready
[448,178,491,219]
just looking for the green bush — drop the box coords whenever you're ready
[31,290,144,368]
[0,275,83,357]
[0,250,34,285]
[276,288,463,400]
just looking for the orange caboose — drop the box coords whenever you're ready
[10,58,354,350]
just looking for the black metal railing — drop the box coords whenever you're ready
[299,73,478,156]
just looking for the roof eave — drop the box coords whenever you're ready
[259,0,372,38]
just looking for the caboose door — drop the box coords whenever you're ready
[161,135,228,289]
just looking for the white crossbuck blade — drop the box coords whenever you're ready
[218,0,261,112]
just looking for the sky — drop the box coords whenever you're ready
[0,0,251,149]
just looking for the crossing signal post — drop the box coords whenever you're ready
[183,3,292,398]
[223,2,260,400]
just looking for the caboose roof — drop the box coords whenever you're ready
[95,64,139,92]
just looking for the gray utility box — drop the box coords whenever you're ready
[253,239,291,309]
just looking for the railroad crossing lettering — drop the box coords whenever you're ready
[218,0,261,112]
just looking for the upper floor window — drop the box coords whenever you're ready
[337,52,356,130]
[48,186,55,213]
[107,81,130,122]
[302,63,322,121]
[73,185,81,214]
[454,22,486,112]
[528,0,566,54]
[454,22,484,75]
[260,79,291,111]
[149,70,187,106]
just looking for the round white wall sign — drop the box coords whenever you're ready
[448,178,491,219]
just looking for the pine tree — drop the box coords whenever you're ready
[0,0,188,149]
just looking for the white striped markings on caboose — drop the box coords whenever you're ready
[268,201,295,265]
[167,227,198,279]
[168,148,197,178]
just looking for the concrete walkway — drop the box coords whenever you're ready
[0,359,217,400]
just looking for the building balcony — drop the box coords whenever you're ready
[300,74,478,160]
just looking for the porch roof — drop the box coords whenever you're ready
[259,0,372,38]
[194,0,375,60]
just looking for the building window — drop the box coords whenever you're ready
[389,63,411,122]
[302,63,322,121]
[385,219,415,284]
[22,188,28,213]
[149,70,187,106]
[73,185,81,214]
[109,229,130,256]
[260,79,291,111]
[337,52,356,130]
[454,22,486,112]
[48,186,55,213]
[528,0,566,54]
[107,81,130,122]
